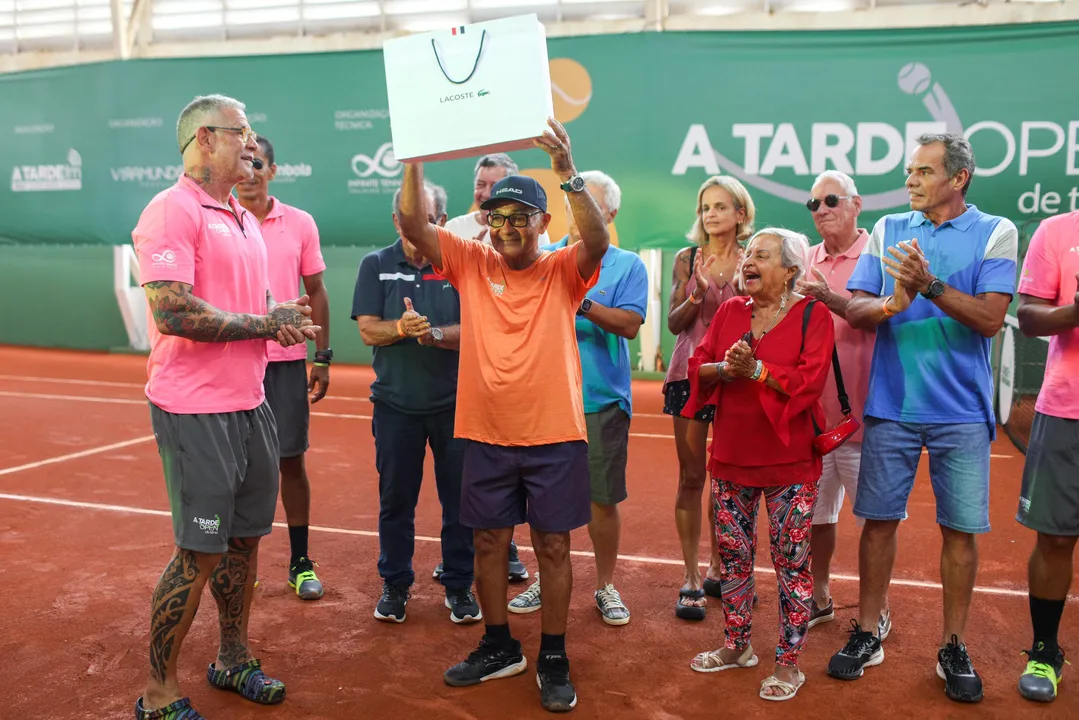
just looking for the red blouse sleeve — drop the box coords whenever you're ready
[757,300,836,446]
[681,299,735,418]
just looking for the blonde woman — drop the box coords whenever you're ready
[663,175,755,620]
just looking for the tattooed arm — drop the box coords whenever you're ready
[145,280,312,343]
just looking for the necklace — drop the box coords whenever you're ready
[750,293,788,342]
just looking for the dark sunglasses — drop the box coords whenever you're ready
[806,194,852,212]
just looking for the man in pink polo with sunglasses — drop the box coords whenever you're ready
[132,93,318,720]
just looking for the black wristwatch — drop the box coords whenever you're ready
[577,298,593,316]
[314,348,333,365]
[560,175,586,193]
[921,278,945,300]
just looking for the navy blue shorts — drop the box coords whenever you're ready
[459,440,591,534]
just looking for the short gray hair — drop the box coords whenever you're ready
[393,180,448,219]
[812,170,859,197]
[915,132,976,195]
[176,94,246,152]
[580,170,621,213]
[746,227,810,289]
[474,153,518,179]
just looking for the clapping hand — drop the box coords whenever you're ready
[884,239,933,294]
[272,294,321,347]
[795,267,833,304]
[399,297,431,339]
[723,338,757,378]
[690,253,716,302]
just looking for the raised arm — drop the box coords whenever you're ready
[398,163,442,269]
[145,281,315,343]
[534,117,609,280]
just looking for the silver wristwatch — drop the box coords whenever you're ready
[430,327,444,343]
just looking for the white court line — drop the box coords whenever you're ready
[0,435,155,476]
[0,390,1015,455]
[0,491,1049,600]
[0,374,144,388]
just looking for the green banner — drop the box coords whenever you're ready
[2,22,1078,251]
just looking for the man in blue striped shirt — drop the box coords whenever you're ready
[825,133,1018,704]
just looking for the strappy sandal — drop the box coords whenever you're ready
[675,587,706,621]
[690,645,758,673]
[759,671,805,701]
[207,658,286,705]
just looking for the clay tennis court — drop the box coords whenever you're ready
[0,344,1073,719]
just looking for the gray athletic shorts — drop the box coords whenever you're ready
[585,404,630,506]
[149,400,280,553]
[263,359,310,458]
[1017,412,1079,536]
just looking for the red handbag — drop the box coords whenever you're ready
[799,299,861,455]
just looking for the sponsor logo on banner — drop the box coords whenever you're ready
[335,109,390,132]
[11,149,82,192]
[348,142,401,195]
[108,117,163,129]
[273,163,313,183]
[14,124,55,135]
[110,165,184,188]
[670,61,1079,216]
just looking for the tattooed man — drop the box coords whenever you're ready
[131,94,318,720]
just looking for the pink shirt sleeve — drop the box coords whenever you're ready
[133,195,199,285]
[1017,221,1059,302]
[298,212,327,277]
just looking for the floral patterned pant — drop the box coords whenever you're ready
[712,477,819,667]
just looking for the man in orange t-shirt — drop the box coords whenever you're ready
[397,117,609,714]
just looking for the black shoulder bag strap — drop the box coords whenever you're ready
[799,299,851,435]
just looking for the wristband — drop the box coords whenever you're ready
[313,362,329,368]
[750,359,763,381]
[396,319,406,337]
[881,298,897,317]
[757,364,770,384]
[689,292,704,305]
[717,361,733,382]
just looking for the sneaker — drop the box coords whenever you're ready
[878,607,892,641]
[444,636,528,687]
[445,588,483,624]
[373,583,409,623]
[288,557,324,600]
[936,635,983,703]
[536,652,577,712]
[827,620,884,680]
[1019,642,1066,702]
[433,563,444,580]
[808,597,834,629]
[509,578,542,614]
[508,541,529,582]
[595,584,630,626]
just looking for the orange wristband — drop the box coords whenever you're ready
[756,364,770,384]
[881,299,896,317]
[396,319,405,337]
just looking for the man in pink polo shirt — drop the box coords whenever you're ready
[131,94,318,720]
[1014,209,1079,703]
[795,170,888,634]
[237,135,330,602]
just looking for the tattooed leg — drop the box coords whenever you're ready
[142,547,222,710]
[210,536,260,670]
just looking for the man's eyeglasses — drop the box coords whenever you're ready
[806,194,852,212]
[487,210,541,228]
[180,126,257,154]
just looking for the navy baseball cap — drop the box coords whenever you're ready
[480,175,548,213]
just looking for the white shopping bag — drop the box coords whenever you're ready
[383,14,554,163]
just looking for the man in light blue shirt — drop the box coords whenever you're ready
[507,170,648,627]
[826,133,1017,705]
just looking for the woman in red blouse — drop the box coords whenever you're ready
[682,228,835,701]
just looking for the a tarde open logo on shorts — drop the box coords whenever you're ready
[193,515,222,534]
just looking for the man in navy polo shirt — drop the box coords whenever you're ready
[351,179,480,625]
[826,133,1018,703]
[507,170,648,627]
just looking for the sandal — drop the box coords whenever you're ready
[675,587,706,621]
[691,645,758,673]
[135,697,206,719]
[207,658,286,705]
[759,671,806,701]
[702,577,723,598]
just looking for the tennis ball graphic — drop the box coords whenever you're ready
[549,58,592,123]
[898,62,932,95]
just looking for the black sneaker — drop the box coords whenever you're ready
[373,583,409,623]
[937,635,983,703]
[445,588,483,624]
[508,540,529,582]
[536,652,577,712]
[827,620,884,680]
[444,636,527,687]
